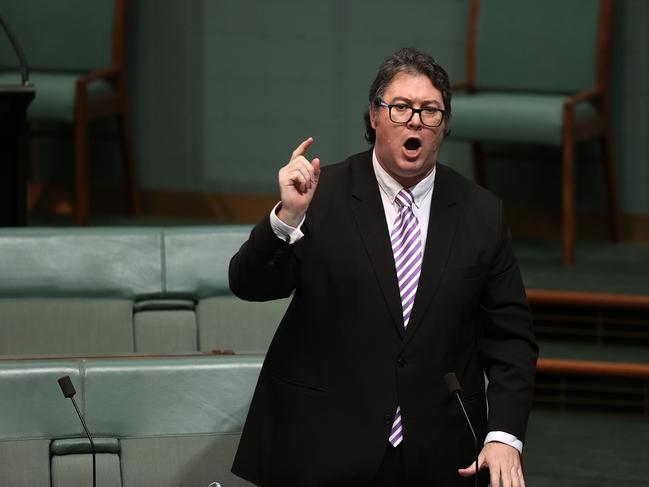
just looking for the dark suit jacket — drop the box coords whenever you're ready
[229,150,538,486]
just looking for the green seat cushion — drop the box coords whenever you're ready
[450,92,597,146]
[0,298,134,356]
[198,295,290,353]
[0,72,113,122]
[0,360,83,439]
[0,228,163,298]
[83,355,263,437]
[163,226,252,297]
[121,435,254,487]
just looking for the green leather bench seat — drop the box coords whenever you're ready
[0,225,290,356]
[0,355,262,487]
[0,228,161,356]
[162,227,291,353]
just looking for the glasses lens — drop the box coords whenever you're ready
[420,109,443,127]
[389,105,413,124]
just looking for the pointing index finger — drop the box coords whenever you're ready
[291,137,314,160]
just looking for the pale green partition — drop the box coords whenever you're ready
[198,296,290,353]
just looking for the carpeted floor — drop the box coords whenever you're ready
[524,407,649,486]
[515,239,649,295]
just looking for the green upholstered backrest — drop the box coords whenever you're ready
[0,360,84,440]
[83,355,262,437]
[473,0,601,93]
[163,226,252,297]
[0,0,114,72]
[0,356,261,439]
[0,228,162,298]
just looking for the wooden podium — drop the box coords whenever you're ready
[0,83,35,226]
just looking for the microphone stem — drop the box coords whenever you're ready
[70,397,97,487]
[454,392,479,487]
[0,15,30,85]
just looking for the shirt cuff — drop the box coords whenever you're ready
[484,431,523,454]
[269,202,305,244]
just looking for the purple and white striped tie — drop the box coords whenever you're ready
[388,189,422,447]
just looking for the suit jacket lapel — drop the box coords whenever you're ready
[350,152,405,338]
[402,164,462,348]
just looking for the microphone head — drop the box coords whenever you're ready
[57,375,76,398]
[443,372,462,394]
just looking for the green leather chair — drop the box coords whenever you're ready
[0,0,138,225]
[450,0,621,266]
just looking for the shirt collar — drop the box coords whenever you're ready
[372,149,436,209]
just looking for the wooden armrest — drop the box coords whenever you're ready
[76,66,121,86]
[563,88,602,109]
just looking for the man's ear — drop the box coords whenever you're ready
[369,105,377,129]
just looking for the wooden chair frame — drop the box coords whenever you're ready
[454,0,621,266]
[71,0,138,225]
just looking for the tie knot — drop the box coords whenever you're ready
[395,189,414,209]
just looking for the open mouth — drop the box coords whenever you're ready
[403,137,422,154]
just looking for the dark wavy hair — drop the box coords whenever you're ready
[364,47,452,144]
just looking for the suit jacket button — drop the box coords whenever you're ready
[397,358,407,368]
[384,414,393,425]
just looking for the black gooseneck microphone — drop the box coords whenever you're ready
[0,14,31,86]
[58,375,96,487]
[444,372,479,487]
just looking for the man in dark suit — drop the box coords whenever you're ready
[229,47,538,486]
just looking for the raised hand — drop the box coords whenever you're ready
[277,137,321,227]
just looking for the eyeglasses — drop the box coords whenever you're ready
[377,99,445,128]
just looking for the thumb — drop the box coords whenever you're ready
[458,454,484,477]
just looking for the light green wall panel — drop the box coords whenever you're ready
[60,0,648,214]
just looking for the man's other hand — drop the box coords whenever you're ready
[458,442,525,487]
